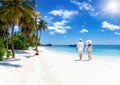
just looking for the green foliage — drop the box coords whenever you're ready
[14,36,24,49]
[0,38,5,47]
[8,34,30,50]
[6,51,12,58]
[28,34,37,47]
[0,38,6,61]
[0,48,6,61]
[22,43,30,50]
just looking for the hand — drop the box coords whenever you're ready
[83,48,86,51]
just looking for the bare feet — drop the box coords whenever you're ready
[88,57,92,60]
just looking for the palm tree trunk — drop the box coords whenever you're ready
[39,30,42,45]
[35,17,39,55]
[23,34,27,48]
[11,24,15,58]
[6,25,9,56]
[35,29,39,55]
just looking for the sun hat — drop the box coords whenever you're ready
[86,40,92,44]
[79,38,82,41]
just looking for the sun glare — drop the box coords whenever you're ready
[103,0,120,15]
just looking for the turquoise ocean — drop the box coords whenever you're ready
[45,45,120,60]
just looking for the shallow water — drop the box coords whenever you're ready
[45,45,120,59]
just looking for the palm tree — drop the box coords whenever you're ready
[33,12,41,55]
[0,0,35,58]
[19,17,35,44]
[38,19,47,44]
[29,34,37,47]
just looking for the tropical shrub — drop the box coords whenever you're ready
[0,38,6,61]
[8,34,30,50]
[6,51,12,58]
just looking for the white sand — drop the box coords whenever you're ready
[0,47,120,85]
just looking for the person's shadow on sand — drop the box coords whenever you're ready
[74,59,90,62]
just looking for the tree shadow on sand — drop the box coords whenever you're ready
[6,58,21,62]
[15,50,30,54]
[15,50,34,59]
[0,62,21,68]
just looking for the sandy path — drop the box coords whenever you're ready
[0,48,66,85]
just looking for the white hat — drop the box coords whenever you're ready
[86,40,92,44]
[79,38,82,41]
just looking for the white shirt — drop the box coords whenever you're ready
[77,42,84,51]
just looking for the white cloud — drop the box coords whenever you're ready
[43,16,53,24]
[79,29,88,33]
[102,21,120,31]
[115,32,120,35]
[70,0,98,17]
[70,0,94,11]
[48,20,71,34]
[49,9,78,19]
[43,16,53,21]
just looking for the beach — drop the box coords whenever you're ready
[0,47,120,85]
[1,0,120,85]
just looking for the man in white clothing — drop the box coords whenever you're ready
[76,39,84,60]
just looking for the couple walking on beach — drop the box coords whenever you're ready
[76,38,92,61]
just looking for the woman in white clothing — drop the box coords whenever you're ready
[86,40,92,60]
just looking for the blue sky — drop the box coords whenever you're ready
[35,0,120,45]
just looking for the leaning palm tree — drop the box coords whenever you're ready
[0,0,35,58]
[38,19,47,44]
[33,12,41,55]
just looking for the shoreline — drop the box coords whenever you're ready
[45,46,120,64]
[0,47,120,85]
[43,47,120,85]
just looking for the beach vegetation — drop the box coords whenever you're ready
[29,34,37,47]
[0,0,48,60]
[6,51,12,59]
[0,20,10,58]
[33,12,41,55]
[8,33,30,50]
[0,0,35,58]
[19,17,35,48]
[38,19,47,45]
[0,38,6,61]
